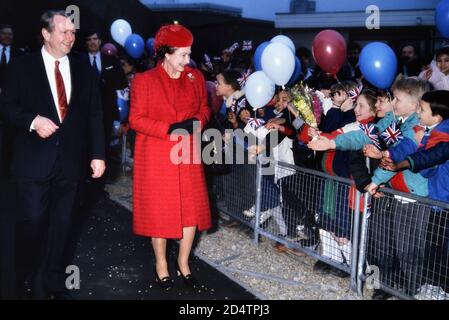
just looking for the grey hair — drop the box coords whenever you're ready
[40,10,69,33]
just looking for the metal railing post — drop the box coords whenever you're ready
[357,194,370,296]
[253,156,264,245]
[350,190,361,292]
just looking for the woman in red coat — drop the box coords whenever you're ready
[129,24,211,289]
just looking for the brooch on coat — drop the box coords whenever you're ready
[187,73,195,82]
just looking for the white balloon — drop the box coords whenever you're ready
[271,35,295,54]
[261,42,295,86]
[110,19,132,46]
[244,71,275,110]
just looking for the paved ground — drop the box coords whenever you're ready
[70,195,257,300]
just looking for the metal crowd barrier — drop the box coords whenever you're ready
[357,188,449,300]
[210,157,449,300]
[211,157,362,292]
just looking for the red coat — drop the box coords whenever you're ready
[129,64,211,238]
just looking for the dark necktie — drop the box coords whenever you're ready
[55,60,68,121]
[0,47,7,66]
[396,118,403,127]
[92,55,99,75]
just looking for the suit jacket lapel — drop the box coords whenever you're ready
[36,53,60,124]
[68,55,79,108]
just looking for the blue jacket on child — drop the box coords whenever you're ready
[399,120,449,203]
[408,142,449,172]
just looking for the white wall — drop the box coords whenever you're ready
[141,0,290,21]
[315,0,440,12]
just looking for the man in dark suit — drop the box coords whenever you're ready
[0,23,25,299]
[85,31,127,184]
[0,24,24,93]
[0,23,24,173]
[397,44,423,77]
[0,10,105,299]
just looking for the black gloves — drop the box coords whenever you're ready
[168,118,198,135]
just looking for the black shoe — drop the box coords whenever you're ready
[176,262,197,288]
[372,289,392,300]
[153,269,173,290]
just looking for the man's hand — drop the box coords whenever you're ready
[91,159,106,178]
[33,115,59,138]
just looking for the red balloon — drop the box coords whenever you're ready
[205,81,223,114]
[101,43,118,57]
[312,30,347,75]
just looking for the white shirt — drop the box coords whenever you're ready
[41,46,72,122]
[0,44,10,64]
[88,52,102,73]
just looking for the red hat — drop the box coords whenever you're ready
[154,24,193,50]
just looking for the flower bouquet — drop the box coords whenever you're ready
[290,83,322,128]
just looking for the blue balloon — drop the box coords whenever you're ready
[253,41,270,71]
[146,37,155,57]
[359,42,397,89]
[110,19,132,46]
[287,56,302,87]
[117,96,129,123]
[261,42,295,86]
[244,71,275,110]
[436,0,449,38]
[125,34,145,59]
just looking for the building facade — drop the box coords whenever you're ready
[277,0,443,57]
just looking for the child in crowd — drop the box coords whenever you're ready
[377,90,449,202]
[215,69,247,122]
[419,46,449,91]
[309,76,432,197]
[308,76,432,291]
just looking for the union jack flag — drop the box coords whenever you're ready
[247,117,265,130]
[347,81,363,103]
[359,123,381,150]
[380,120,404,146]
[226,42,239,54]
[242,40,253,51]
[236,97,247,113]
[203,54,213,71]
[237,69,252,88]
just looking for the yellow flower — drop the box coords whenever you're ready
[291,84,317,128]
